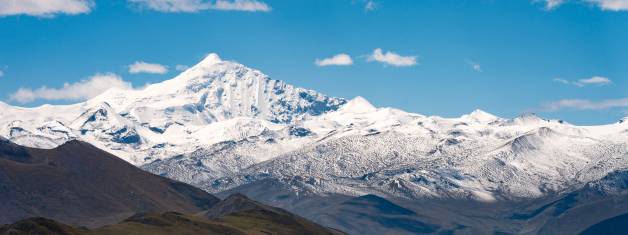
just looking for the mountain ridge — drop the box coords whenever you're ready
[0,53,627,234]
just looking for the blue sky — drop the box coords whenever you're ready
[0,0,627,124]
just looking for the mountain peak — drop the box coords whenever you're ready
[461,109,499,123]
[508,112,549,125]
[339,96,377,113]
[197,53,223,67]
[93,53,346,127]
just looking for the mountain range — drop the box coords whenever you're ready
[1,53,627,234]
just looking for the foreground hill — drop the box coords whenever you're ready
[0,138,219,227]
[0,194,344,235]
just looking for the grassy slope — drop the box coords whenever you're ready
[1,211,345,235]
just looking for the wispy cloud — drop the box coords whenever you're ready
[552,78,570,85]
[543,0,564,9]
[9,73,132,103]
[575,76,612,86]
[212,0,270,11]
[541,98,628,111]
[175,64,190,71]
[128,61,169,74]
[553,76,612,87]
[465,59,482,72]
[315,53,354,67]
[0,69,4,78]
[128,0,271,12]
[367,48,417,67]
[587,0,628,10]
[364,0,377,11]
[0,0,93,17]
[540,0,628,11]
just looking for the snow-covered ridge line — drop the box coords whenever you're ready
[0,53,625,162]
[0,55,624,127]
[0,53,348,163]
[0,53,626,204]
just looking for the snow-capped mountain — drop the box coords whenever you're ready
[1,53,627,234]
[0,53,345,164]
[144,97,627,201]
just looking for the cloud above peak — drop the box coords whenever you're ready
[128,0,271,12]
[128,61,169,74]
[315,54,354,67]
[0,0,93,17]
[367,48,417,67]
[9,73,132,104]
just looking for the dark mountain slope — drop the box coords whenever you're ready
[85,212,247,235]
[202,194,345,235]
[0,195,347,235]
[0,217,84,235]
[0,138,219,227]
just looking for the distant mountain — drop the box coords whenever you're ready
[0,138,219,228]
[311,194,445,235]
[0,194,345,235]
[1,53,627,234]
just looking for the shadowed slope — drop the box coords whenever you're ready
[202,194,345,235]
[312,194,443,235]
[0,197,347,235]
[86,212,247,235]
[0,139,220,227]
[0,217,84,235]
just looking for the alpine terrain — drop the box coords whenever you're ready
[1,53,627,234]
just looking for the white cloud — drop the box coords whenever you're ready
[367,48,417,67]
[465,59,482,72]
[541,0,628,10]
[365,0,377,11]
[587,0,628,10]
[0,70,3,78]
[553,76,612,87]
[543,0,564,9]
[0,0,93,17]
[213,0,270,11]
[128,61,169,74]
[175,64,190,71]
[128,0,271,12]
[553,78,570,84]
[575,76,612,86]
[541,98,628,111]
[315,53,354,67]
[9,73,132,104]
